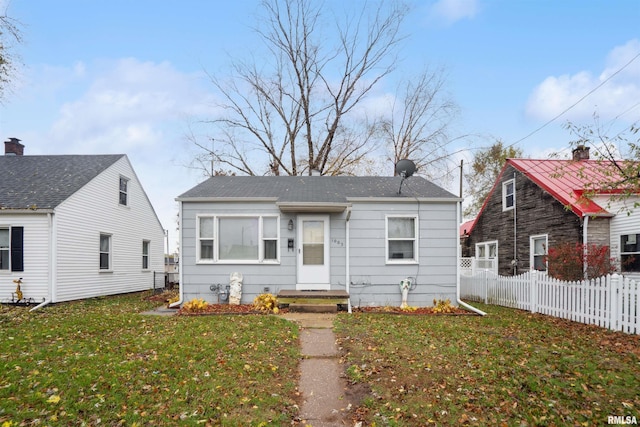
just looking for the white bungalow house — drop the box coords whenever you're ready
[0,138,165,306]
[175,174,463,308]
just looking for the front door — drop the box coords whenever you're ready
[297,215,330,290]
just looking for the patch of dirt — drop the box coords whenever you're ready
[177,304,288,315]
[352,306,474,315]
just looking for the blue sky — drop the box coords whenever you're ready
[1,0,639,252]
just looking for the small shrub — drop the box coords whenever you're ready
[401,305,417,312]
[182,298,209,313]
[253,293,279,313]
[432,299,456,314]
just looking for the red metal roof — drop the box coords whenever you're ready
[461,158,636,235]
[508,159,618,217]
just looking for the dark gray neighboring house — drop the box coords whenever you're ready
[176,175,461,308]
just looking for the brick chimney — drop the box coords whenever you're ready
[572,145,590,161]
[4,138,24,156]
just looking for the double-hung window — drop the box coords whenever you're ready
[197,215,279,263]
[386,216,418,263]
[100,234,111,270]
[0,228,10,270]
[476,241,498,270]
[119,177,129,206]
[531,235,547,271]
[142,240,150,270]
[620,234,640,272]
[0,227,24,272]
[503,179,515,211]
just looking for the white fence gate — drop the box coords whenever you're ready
[460,271,639,335]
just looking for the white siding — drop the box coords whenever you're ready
[595,196,640,281]
[53,157,165,302]
[181,202,295,303]
[180,199,459,307]
[347,202,458,307]
[0,213,51,303]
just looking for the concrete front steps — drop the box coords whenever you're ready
[277,290,349,313]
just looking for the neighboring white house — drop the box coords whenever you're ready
[176,175,461,308]
[0,138,165,305]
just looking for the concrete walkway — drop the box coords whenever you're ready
[281,313,355,427]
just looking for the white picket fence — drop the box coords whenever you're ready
[460,271,639,335]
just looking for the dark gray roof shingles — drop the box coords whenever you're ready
[178,176,456,202]
[0,155,124,210]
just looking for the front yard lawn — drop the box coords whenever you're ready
[2,295,638,426]
[0,293,300,426]
[334,303,640,426]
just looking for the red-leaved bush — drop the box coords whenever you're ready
[546,242,616,281]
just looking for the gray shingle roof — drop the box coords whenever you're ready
[0,155,124,210]
[177,176,457,202]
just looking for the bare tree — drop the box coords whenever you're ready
[199,0,408,176]
[379,67,459,177]
[0,4,22,102]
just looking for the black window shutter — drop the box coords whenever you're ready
[11,227,24,272]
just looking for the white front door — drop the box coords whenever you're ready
[297,215,330,290]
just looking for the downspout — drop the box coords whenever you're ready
[169,200,184,308]
[457,200,486,315]
[31,212,54,311]
[582,215,589,279]
[345,207,352,313]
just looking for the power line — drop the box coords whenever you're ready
[503,52,640,150]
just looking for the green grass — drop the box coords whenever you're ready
[0,293,300,426]
[2,295,639,426]
[334,303,640,426]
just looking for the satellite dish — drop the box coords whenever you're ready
[395,159,416,178]
[395,159,416,194]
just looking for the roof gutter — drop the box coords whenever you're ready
[456,200,486,316]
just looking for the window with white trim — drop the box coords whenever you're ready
[531,235,547,271]
[0,227,24,271]
[142,240,150,270]
[476,241,497,269]
[502,179,515,211]
[386,216,418,263]
[0,228,9,270]
[197,215,279,263]
[100,234,111,270]
[620,234,640,272]
[119,177,129,206]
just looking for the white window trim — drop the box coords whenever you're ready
[196,214,215,264]
[99,233,112,272]
[620,233,640,272]
[142,240,150,270]
[385,214,419,264]
[502,179,515,211]
[196,214,281,265]
[475,240,498,259]
[119,176,130,207]
[530,234,548,271]
[0,227,9,271]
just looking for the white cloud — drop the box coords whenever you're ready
[15,57,218,252]
[526,39,640,123]
[427,0,479,26]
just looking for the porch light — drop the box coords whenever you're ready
[288,219,294,230]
